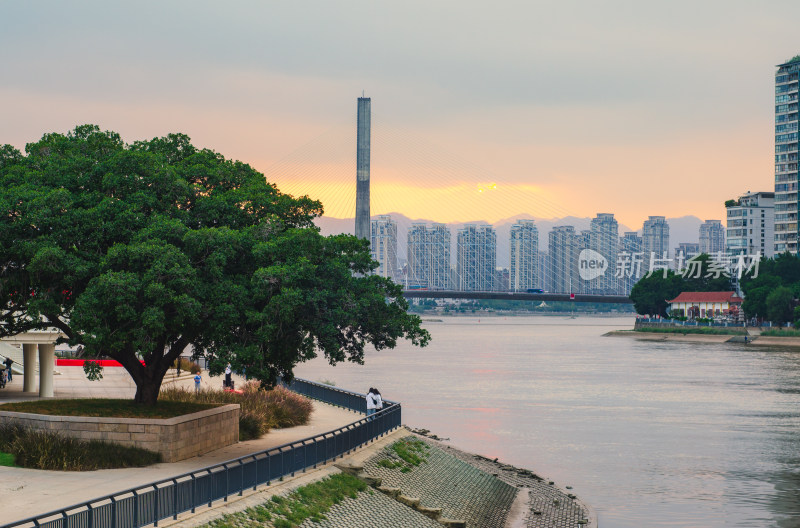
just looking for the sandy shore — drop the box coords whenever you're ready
[745,336,800,347]
[605,330,800,347]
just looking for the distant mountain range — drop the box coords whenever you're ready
[314,213,705,268]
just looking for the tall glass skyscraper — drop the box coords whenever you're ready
[774,56,800,254]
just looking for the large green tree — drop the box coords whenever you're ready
[0,125,429,404]
[629,270,685,317]
[766,286,794,325]
[740,252,800,321]
[629,254,733,317]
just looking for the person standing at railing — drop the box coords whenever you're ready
[374,388,383,412]
[4,356,12,382]
[366,388,377,416]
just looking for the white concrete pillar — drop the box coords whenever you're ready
[38,343,55,398]
[23,343,37,393]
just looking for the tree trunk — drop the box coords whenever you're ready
[114,340,187,406]
[134,378,163,406]
[120,355,171,406]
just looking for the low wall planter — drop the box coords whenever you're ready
[0,404,240,462]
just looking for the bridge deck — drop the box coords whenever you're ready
[402,290,632,304]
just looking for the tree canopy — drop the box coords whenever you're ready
[0,125,429,404]
[740,252,800,322]
[629,254,733,317]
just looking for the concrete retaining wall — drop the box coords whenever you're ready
[0,404,239,462]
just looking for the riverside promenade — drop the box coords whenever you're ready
[0,367,595,528]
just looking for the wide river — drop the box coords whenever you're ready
[294,315,800,528]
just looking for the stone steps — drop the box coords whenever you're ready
[0,343,34,375]
[335,462,466,528]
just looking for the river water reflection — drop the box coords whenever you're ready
[293,316,800,527]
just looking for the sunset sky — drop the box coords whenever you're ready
[2,1,799,229]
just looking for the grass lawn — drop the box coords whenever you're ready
[0,452,16,467]
[205,473,368,528]
[0,398,217,418]
[759,329,800,337]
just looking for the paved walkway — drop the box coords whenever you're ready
[0,364,237,402]
[0,367,361,525]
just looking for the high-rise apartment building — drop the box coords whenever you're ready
[370,215,397,279]
[407,223,451,289]
[548,226,577,294]
[576,230,592,294]
[699,220,725,255]
[407,223,429,288]
[674,242,700,261]
[509,219,538,292]
[727,191,775,258]
[774,56,800,254]
[642,216,670,266]
[619,232,643,295]
[537,250,549,292]
[456,224,496,291]
[586,213,619,294]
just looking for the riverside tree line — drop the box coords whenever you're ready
[630,252,800,326]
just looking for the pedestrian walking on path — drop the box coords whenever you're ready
[366,388,377,416]
[194,373,202,393]
[4,356,12,382]
[225,363,232,389]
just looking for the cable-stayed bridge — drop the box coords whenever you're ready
[268,99,637,304]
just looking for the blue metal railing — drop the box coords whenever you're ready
[3,379,401,528]
[284,378,381,413]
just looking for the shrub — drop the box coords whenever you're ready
[160,382,313,440]
[172,357,201,374]
[0,423,161,470]
[238,413,263,441]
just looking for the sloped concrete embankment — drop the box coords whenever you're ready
[314,433,593,528]
[606,329,800,347]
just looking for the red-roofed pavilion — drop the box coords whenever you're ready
[667,291,743,318]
